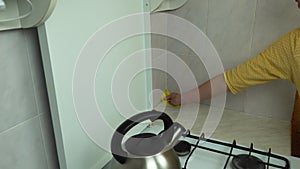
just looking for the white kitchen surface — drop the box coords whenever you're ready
[154,103,291,156]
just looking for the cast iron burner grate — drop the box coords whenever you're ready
[182,132,290,169]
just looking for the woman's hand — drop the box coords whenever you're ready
[164,92,181,106]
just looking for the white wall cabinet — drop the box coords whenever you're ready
[38,0,152,169]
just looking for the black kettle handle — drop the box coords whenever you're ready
[111,110,173,164]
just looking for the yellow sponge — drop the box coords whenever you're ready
[161,89,181,108]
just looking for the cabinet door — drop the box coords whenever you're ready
[38,1,152,169]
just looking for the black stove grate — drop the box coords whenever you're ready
[182,133,290,169]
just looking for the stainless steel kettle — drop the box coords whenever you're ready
[108,110,186,169]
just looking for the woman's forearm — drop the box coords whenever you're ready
[181,74,229,104]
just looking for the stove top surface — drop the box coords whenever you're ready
[150,125,299,169]
[103,125,300,169]
[179,134,290,169]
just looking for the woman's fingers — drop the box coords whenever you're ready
[165,93,181,105]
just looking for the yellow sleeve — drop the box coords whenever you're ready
[224,28,299,94]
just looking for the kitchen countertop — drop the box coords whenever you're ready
[154,103,291,156]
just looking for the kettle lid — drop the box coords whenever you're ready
[124,133,166,156]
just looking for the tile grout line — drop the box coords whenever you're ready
[0,113,42,135]
[205,0,209,34]
[165,13,169,88]
[249,0,258,59]
[244,0,258,113]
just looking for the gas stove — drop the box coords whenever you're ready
[179,132,292,169]
[103,125,300,169]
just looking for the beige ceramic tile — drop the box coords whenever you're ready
[251,0,300,56]
[207,0,257,69]
[245,80,296,121]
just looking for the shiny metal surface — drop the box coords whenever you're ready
[107,149,181,169]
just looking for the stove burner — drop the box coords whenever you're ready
[232,154,266,169]
[174,140,191,156]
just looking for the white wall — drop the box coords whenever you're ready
[151,0,300,120]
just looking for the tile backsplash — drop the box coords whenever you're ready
[151,0,300,120]
[0,29,59,169]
